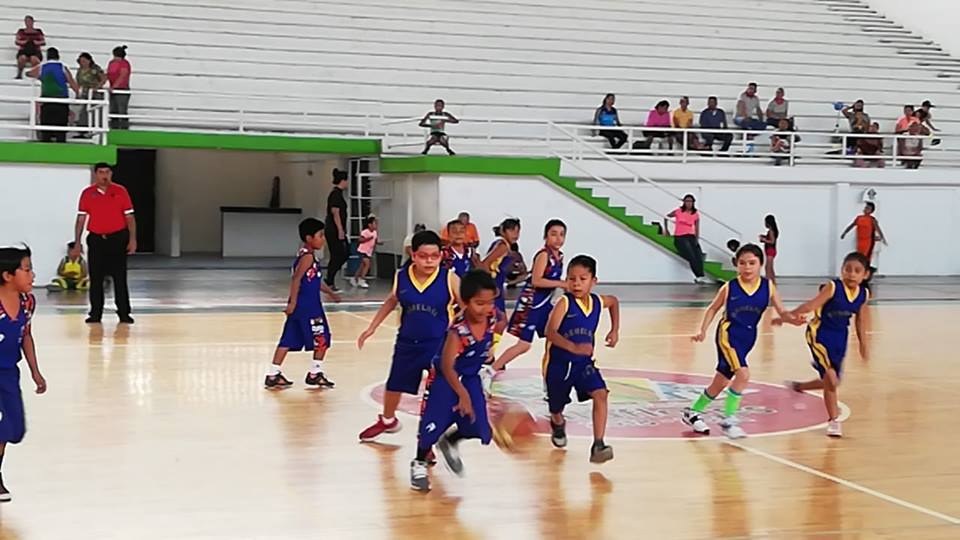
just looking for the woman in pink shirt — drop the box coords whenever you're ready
[107,45,131,129]
[643,100,673,148]
[665,194,706,283]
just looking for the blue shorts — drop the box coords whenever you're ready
[0,368,25,444]
[715,322,756,379]
[418,374,491,448]
[278,312,331,352]
[545,359,607,414]
[806,326,847,379]
[386,337,444,395]
[507,301,551,343]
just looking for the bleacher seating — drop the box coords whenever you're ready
[0,0,956,157]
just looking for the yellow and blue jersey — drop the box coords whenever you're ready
[394,265,456,342]
[806,279,869,377]
[714,277,772,378]
[546,292,602,366]
[485,238,514,312]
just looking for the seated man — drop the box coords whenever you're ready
[699,96,733,152]
[855,122,884,168]
[899,122,923,169]
[735,82,767,153]
[671,96,702,150]
[51,241,90,291]
[15,15,45,79]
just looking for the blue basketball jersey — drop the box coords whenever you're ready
[485,238,514,294]
[442,245,475,278]
[812,279,868,334]
[723,277,772,331]
[547,293,602,365]
[290,247,324,317]
[515,246,563,310]
[0,294,35,369]
[443,312,497,376]
[394,265,456,342]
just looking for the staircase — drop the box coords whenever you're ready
[380,155,736,281]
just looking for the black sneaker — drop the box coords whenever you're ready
[118,315,135,324]
[85,316,102,324]
[436,433,464,476]
[550,420,567,448]
[304,371,335,388]
[590,442,614,464]
[0,474,10,502]
[264,372,294,389]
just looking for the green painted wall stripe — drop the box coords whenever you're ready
[0,142,116,165]
[380,156,736,281]
[108,130,381,155]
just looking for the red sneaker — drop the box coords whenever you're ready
[359,415,402,442]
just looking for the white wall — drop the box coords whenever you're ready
[375,173,440,255]
[0,164,91,283]
[869,0,960,58]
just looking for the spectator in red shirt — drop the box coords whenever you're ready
[14,15,44,79]
[107,45,132,129]
[74,163,137,324]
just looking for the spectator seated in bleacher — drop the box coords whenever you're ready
[593,93,628,150]
[899,122,924,169]
[735,82,767,153]
[50,242,89,291]
[918,100,939,135]
[27,47,79,143]
[14,15,44,80]
[671,96,703,151]
[642,100,673,150]
[765,87,794,129]
[419,98,459,155]
[770,118,792,166]
[855,122,884,168]
[842,99,870,153]
[895,105,918,134]
[699,96,732,152]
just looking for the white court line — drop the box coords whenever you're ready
[341,310,399,330]
[38,339,394,349]
[725,440,960,527]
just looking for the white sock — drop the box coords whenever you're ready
[382,415,395,422]
[266,364,281,376]
[309,360,324,374]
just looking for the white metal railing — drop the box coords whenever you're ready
[0,94,110,144]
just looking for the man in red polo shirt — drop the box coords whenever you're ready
[74,162,137,324]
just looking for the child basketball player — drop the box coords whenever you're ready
[265,218,342,389]
[681,244,799,439]
[357,230,461,441]
[0,246,47,501]
[441,219,480,278]
[544,255,619,463]
[783,252,870,438]
[492,219,567,371]
[480,218,521,350]
[411,270,505,491]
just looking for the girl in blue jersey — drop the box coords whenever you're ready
[544,255,620,463]
[357,230,461,442]
[682,244,799,439]
[266,218,342,389]
[0,246,47,502]
[410,270,505,492]
[480,219,521,353]
[492,219,567,372]
[783,252,870,438]
[441,219,480,278]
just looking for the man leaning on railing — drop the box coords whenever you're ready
[27,47,79,143]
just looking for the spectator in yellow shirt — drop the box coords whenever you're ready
[671,96,702,150]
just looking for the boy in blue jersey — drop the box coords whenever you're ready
[682,244,799,439]
[783,252,871,438]
[410,270,505,492]
[265,218,342,389]
[441,220,480,278]
[0,246,47,502]
[544,255,620,464]
[358,230,461,442]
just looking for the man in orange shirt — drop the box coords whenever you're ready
[440,212,480,248]
[841,202,886,264]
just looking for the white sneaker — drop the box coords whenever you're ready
[409,460,430,492]
[720,417,747,439]
[682,408,710,434]
[349,277,358,288]
[827,420,843,438]
[358,278,370,289]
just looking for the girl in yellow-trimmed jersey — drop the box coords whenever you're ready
[682,244,800,439]
[783,252,870,439]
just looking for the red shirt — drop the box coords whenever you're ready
[107,58,131,89]
[78,183,134,234]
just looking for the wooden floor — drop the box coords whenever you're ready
[3,303,959,539]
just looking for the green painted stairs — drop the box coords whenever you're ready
[380,155,735,281]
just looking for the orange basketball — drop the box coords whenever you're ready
[489,399,538,451]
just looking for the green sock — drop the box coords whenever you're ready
[724,388,743,417]
[691,391,715,413]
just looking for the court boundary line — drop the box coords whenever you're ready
[725,440,960,527]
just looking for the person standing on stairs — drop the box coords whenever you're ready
[665,194,707,284]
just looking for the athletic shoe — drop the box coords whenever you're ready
[0,475,10,502]
[720,417,747,439]
[436,433,464,476]
[264,372,294,389]
[349,277,358,288]
[409,460,430,492]
[827,420,843,438]
[550,420,567,448]
[682,408,711,435]
[589,442,614,464]
[359,415,402,442]
[358,279,370,289]
[304,371,335,388]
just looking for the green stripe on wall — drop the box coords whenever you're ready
[108,130,381,155]
[0,142,116,165]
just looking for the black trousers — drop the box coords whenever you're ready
[40,103,69,143]
[599,129,628,149]
[674,234,705,278]
[701,132,733,152]
[87,230,131,318]
[324,230,349,286]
